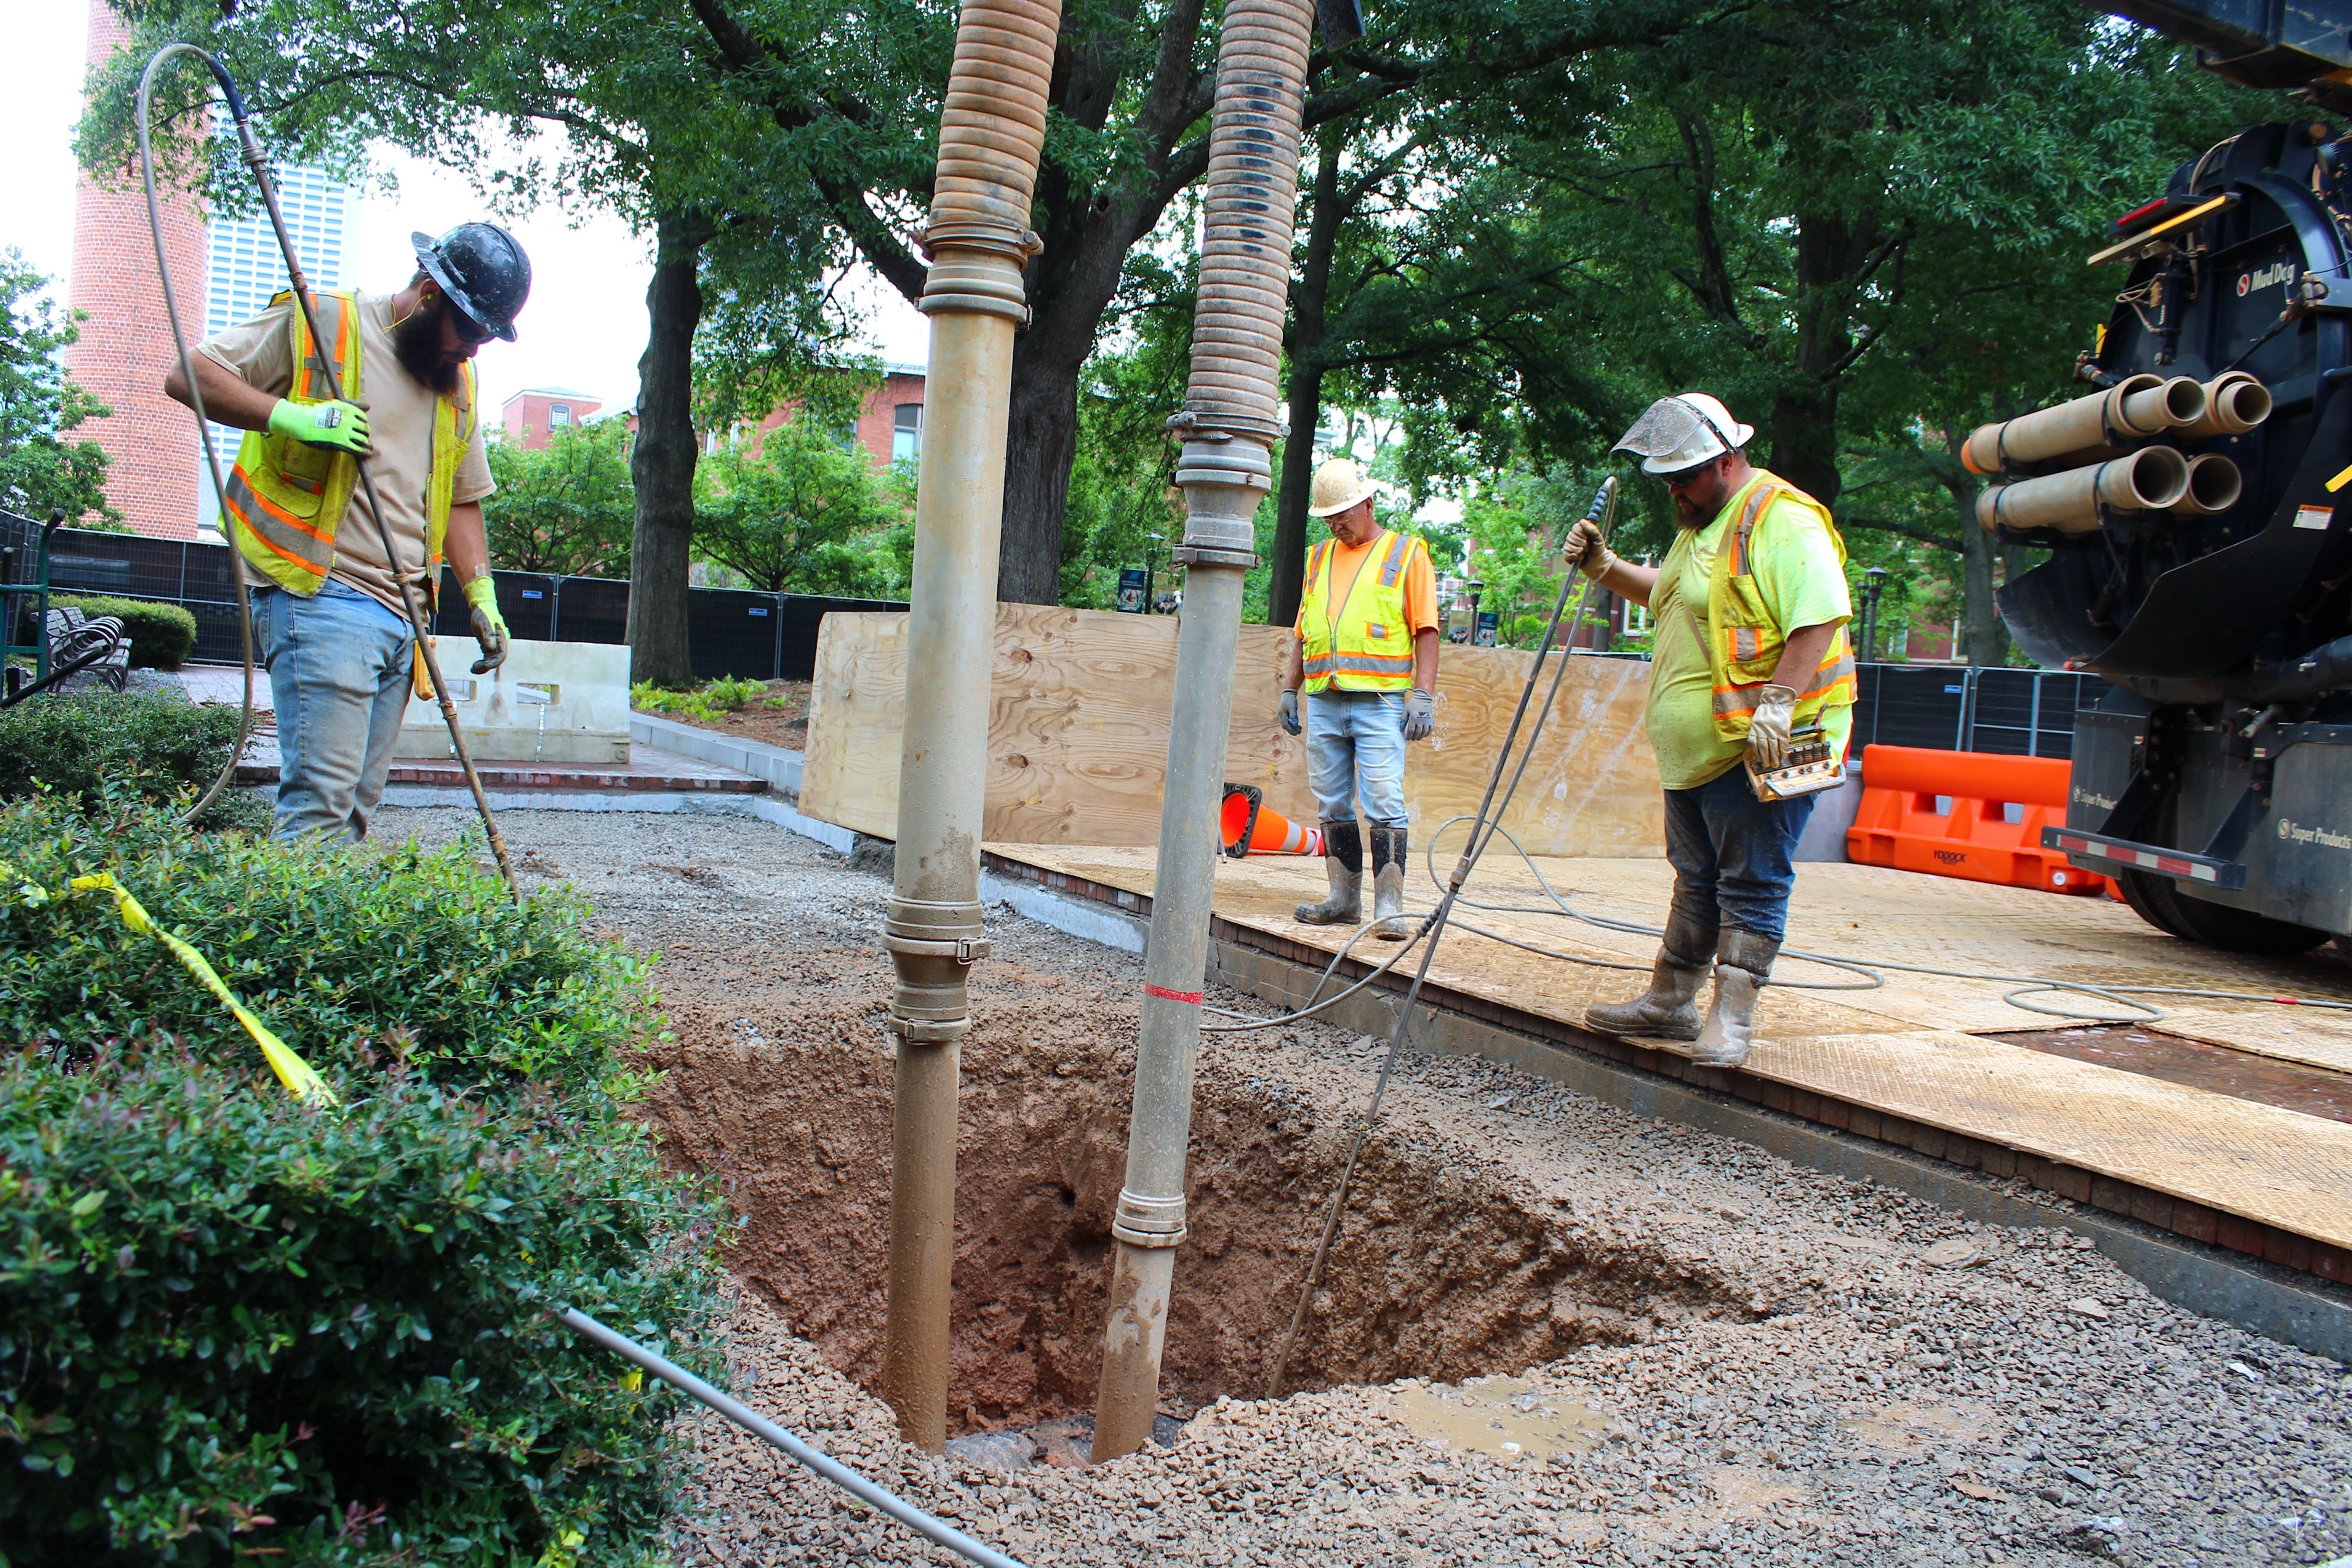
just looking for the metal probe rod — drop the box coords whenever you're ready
[1263,477,1616,1400]
[559,1309,1032,1568]
[229,122,517,895]
[1091,0,1318,1463]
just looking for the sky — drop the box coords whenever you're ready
[0,4,928,421]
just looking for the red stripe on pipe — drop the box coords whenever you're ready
[1144,983,1204,1005]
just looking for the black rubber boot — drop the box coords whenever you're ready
[1369,825,1409,940]
[1583,911,1717,1040]
[1295,820,1364,925]
[1692,927,1782,1068]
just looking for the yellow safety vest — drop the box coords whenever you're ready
[1298,529,1424,693]
[225,289,476,596]
[1705,472,1859,741]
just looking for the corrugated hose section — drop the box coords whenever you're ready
[924,0,1061,250]
[1184,0,1313,439]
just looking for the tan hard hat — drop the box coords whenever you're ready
[1308,457,1378,517]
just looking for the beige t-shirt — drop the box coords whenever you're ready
[201,291,494,615]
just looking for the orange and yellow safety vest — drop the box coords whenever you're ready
[1705,472,1857,741]
[224,288,475,596]
[1298,529,1426,694]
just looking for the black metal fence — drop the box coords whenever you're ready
[21,520,2101,755]
[32,524,906,681]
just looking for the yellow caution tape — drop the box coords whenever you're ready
[69,872,336,1105]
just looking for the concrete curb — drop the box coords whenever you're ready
[629,712,804,794]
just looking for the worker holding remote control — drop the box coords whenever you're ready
[1558,393,1855,1068]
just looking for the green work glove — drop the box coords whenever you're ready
[464,575,510,674]
[267,397,372,456]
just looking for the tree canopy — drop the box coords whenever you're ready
[0,253,116,529]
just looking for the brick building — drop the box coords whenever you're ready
[745,365,928,469]
[500,387,604,450]
[63,2,207,539]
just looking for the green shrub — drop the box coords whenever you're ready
[38,595,199,670]
[630,675,767,724]
[0,1042,724,1566]
[0,693,266,832]
[0,794,654,1107]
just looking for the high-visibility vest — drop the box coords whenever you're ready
[1298,528,1425,693]
[1702,471,1858,741]
[225,289,476,596]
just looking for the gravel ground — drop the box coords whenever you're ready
[383,805,2352,1568]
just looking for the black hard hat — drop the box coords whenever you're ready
[410,222,531,343]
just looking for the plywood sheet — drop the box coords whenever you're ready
[989,845,2352,1061]
[984,842,2352,1249]
[801,606,1662,855]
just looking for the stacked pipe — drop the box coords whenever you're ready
[1966,372,2267,533]
[1091,0,1317,1465]
[880,0,1063,1454]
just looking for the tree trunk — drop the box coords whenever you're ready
[995,341,1085,604]
[1767,210,1880,509]
[1939,428,2008,667]
[626,212,711,686]
[1269,126,1347,630]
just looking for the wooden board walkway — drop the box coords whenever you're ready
[983,842,2352,1272]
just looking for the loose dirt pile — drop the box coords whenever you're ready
[385,806,2352,1568]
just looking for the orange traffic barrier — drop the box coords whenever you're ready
[1220,784,1324,857]
[1846,744,2113,897]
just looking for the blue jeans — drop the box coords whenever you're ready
[1662,766,1815,942]
[1305,687,1408,827]
[252,581,414,842]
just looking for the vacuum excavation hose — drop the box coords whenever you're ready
[136,46,518,894]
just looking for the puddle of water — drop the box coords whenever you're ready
[1389,1376,1613,1459]
[1842,1401,1989,1452]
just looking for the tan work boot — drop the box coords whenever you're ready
[1295,820,1364,926]
[1585,914,1715,1039]
[1691,928,1782,1068]
[1369,825,1410,940]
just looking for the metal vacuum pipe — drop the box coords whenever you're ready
[1092,0,1317,1465]
[1961,374,2200,474]
[880,0,1062,1454]
[1975,444,2190,533]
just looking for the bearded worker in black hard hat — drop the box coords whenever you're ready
[166,222,529,843]
[1560,393,1856,1069]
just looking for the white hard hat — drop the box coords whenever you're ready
[1612,393,1755,476]
[1308,457,1378,517]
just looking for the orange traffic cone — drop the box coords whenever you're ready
[1220,784,1325,858]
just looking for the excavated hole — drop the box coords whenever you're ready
[649,955,1744,1438]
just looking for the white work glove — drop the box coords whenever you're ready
[1278,687,1302,736]
[1746,684,1799,770]
[1561,517,1616,581]
[1404,688,1435,741]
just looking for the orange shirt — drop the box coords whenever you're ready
[1292,530,1440,640]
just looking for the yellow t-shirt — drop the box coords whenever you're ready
[1646,478,1853,791]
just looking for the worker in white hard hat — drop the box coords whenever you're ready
[1558,393,1856,1069]
[1278,457,1441,940]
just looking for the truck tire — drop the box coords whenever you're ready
[2120,868,2331,954]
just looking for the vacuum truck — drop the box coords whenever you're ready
[1982,1,2352,951]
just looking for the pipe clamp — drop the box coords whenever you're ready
[886,1014,970,1043]
[1171,546,1258,570]
[1111,1189,1190,1248]
[885,932,992,964]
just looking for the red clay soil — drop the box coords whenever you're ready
[642,945,1743,1437]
